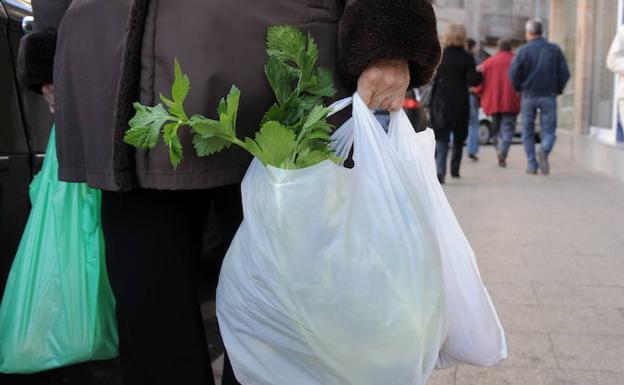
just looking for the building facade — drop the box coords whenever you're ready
[433,0,550,43]
[549,0,624,181]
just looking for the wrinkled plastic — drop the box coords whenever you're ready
[218,94,505,385]
[386,111,507,369]
[0,128,118,374]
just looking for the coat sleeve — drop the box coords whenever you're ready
[508,48,525,93]
[466,54,482,87]
[607,27,624,76]
[337,0,441,91]
[472,58,489,95]
[17,0,71,93]
[556,47,570,95]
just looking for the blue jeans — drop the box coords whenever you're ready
[492,113,518,158]
[521,96,557,170]
[467,94,480,155]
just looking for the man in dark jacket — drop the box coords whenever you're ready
[509,18,570,175]
[18,1,442,385]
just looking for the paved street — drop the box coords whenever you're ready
[428,145,624,385]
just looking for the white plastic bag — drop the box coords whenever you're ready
[386,111,507,368]
[217,94,505,385]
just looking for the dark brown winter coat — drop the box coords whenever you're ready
[19,0,441,191]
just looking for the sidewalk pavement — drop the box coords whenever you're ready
[427,145,624,385]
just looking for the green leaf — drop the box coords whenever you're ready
[297,47,315,88]
[189,115,222,138]
[266,25,306,63]
[295,149,329,168]
[261,103,283,125]
[301,130,331,143]
[305,68,336,97]
[189,114,233,156]
[305,32,319,66]
[160,93,175,109]
[163,123,183,169]
[298,95,324,112]
[172,58,190,107]
[302,105,331,131]
[192,134,230,157]
[240,137,266,163]
[124,103,172,148]
[265,56,296,105]
[158,59,191,122]
[262,93,307,127]
[253,120,297,166]
[218,86,241,136]
[279,158,297,169]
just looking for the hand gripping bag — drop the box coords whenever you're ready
[217,94,505,385]
[0,128,118,373]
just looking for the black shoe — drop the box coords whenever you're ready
[451,172,460,178]
[437,175,445,184]
[538,150,550,175]
[468,154,479,161]
[498,154,507,168]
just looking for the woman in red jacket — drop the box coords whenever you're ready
[474,39,521,167]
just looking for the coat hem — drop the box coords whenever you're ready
[58,163,250,191]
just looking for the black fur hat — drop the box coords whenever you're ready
[338,0,441,91]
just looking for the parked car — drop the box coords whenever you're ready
[403,88,428,132]
[0,0,53,298]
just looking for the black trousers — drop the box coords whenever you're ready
[434,123,467,178]
[101,186,243,385]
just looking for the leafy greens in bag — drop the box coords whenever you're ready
[124,25,339,169]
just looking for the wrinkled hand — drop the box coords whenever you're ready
[357,59,410,111]
[41,84,55,114]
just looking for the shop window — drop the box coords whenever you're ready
[589,0,618,129]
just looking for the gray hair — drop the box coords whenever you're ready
[525,18,543,36]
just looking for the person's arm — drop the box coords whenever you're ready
[472,59,489,95]
[556,47,570,95]
[17,0,70,98]
[607,28,624,76]
[338,0,441,110]
[466,54,482,87]
[508,48,525,93]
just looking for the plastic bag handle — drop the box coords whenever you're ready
[328,96,353,116]
[330,94,417,162]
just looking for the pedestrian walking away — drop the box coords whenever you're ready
[474,39,521,168]
[509,18,570,175]
[429,23,483,183]
[466,38,484,161]
[17,0,442,384]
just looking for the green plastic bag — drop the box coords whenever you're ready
[0,128,118,373]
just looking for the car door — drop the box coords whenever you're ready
[0,0,53,297]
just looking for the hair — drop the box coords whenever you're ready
[525,18,543,36]
[442,23,467,48]
[498,38,512,52]
[466,38,477,50]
